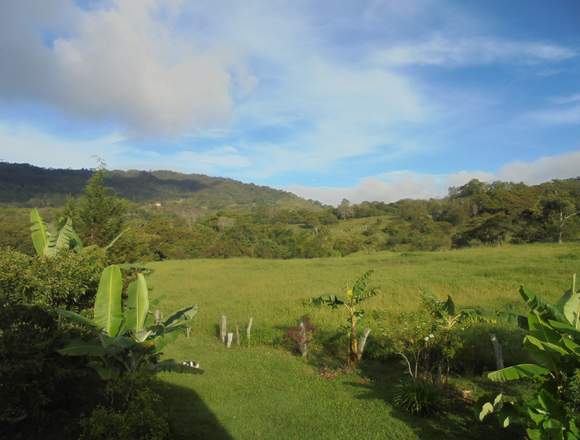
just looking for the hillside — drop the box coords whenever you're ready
[0,162,318,210]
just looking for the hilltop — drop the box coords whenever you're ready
[0,162,319,211]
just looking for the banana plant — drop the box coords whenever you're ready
[30,208,125,257]
[309,270,379,368]
[480,274,580,439]
[30,209,83,257]
[57,265,201,380]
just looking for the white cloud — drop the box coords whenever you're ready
[0,121,251,175]
[0,0,244,137]
[551,94,580,105]
[0,122,126,169]
[496,150,580,184]
[527,105,580,125]
[374,36,576,67]
[288,150,580,205]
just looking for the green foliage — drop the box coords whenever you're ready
[382,293,474,384]
[79,373,169,440]
[480,275,580,439]
[392,379,442,416]
[0,303,100,439]
[30,209,83,257]
[93,265,123,337]
[65,169,128,249]
[57,265,201,379]
[309,270,379,367]
[0,246,106,310]
[5,163,580,262]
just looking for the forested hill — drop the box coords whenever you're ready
[0,162,317,210]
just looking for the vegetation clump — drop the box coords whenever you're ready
[480,275,580,439]
[393,380,442,416]
[309,270,379,368]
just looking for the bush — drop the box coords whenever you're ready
[0,303,100,440]
[0,247,106,310]
[0,247,31,303]
[80,373,170,440]
[393,380,442,416]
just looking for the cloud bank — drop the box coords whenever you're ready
[289,150,580,205]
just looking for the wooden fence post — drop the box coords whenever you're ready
[220,315,227,344]
[246,317,253,346]
[490,334,504,370]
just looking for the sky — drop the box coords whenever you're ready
[1,0,580,205]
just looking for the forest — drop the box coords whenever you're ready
[1,162,579,262]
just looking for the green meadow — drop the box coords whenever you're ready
[148,243,580,439]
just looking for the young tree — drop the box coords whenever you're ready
[309,271,379,368]
[66,169,127,247]
[541,195,580,244]
[336,198,353,220]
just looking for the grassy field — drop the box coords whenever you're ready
[147,243,580,439]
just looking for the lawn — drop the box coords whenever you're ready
[147,243,580,439]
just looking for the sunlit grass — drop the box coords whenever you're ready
[148,243,580,439]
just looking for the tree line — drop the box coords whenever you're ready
[1,172,579,261]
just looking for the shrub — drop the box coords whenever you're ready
[0,247,106,310]
[80,373,170,440]
[393,380,442,416]
[0,303,100,440]
[0,247,31,304]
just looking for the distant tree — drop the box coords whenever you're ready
[541,195,580,244]
[449,179,488,198]
[336,199,353,220]
[65,170,127,247]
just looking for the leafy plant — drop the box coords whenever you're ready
[308,270,379,367]
[79,372,170,440]
[0,246,106,310]
[30,209,83,257]
[392,379,442,416]
[0,302,100,438]
[480,274,580,439]
[57,265,201,380]
[385,293,473,384]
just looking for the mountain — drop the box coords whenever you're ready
[0,162,319,211]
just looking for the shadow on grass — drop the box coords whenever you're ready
[154,381,234,440]
[347,360,521,440]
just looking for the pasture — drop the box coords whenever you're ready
[148,243,580,439]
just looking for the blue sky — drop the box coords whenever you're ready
[1,0,579,204]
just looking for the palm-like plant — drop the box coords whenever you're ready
[57,265,201,380]
[30,209,83,257]
[480,275,580,439]
[309,270,379,367]
[30,208,124,258]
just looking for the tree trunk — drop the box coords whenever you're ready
[348,315,358,368]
